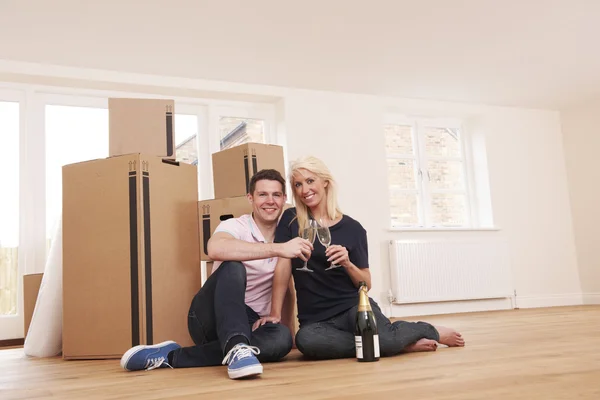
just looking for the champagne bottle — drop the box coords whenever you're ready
[355,281,380,362]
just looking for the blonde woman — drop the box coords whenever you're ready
[254,156,464,360]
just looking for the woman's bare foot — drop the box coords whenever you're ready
[404,338,438,353]
[436,325,465,347]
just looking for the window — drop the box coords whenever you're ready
[45,103,109,247]
[175,114,199,165]
[209,104,274,153]
[0,101,19,316]
[203,104,275,199]
[384,117,470,228]
[219,116,265,150]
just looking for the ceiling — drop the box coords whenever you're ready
[1,0,599,109]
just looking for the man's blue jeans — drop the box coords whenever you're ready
[171,261,293,368]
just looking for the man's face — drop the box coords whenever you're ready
[248,179,286,224]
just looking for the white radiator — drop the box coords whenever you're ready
[388,238,514,304]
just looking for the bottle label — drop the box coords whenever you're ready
[355,336,363,359]
[374,334,380,358]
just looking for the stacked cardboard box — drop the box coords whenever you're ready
[62,99,201,360]
[62,102,298,359]
[199,143,286,261]
[202,143,299,336]
[108,98,175,158]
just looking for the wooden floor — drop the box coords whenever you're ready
[2,306,599,400]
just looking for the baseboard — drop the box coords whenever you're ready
[389,297,513,318]
[0,338,24,348]
[515,293,583,309]
[582,293,600,305]
[386,292,594,318]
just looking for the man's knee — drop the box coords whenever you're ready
[255,324,293,362]
[216,261,246,285]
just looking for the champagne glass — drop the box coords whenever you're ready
[297,219,317,272]
[317,219,340,270]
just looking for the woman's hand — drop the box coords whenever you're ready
[326,245,350,267]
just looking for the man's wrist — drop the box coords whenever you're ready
[269,242,282,258]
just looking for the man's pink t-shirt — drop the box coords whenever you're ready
[211,214,277,317]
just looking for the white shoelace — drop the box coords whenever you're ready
[144,356,173,371]
[221,343,260,366]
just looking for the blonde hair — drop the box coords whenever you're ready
[289,156,343,235]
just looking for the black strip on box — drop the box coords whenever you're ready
[251,149,258,177]
[142,162,153,344]
[128,161,140,347]
[202,205,211,256]
[220,214,234,221]
[244,151,250,194]
[166,105,174,157]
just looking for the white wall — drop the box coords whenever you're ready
[0,61,586,317]
[561,101,600,304]
[282,89,582,314]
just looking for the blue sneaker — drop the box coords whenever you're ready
[120,340,181,371]
[221,343,262,379]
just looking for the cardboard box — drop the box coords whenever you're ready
[212,143,285,198]
[109,98,175,158]
[23,273,43,338]
[198,198,293,261]
[62,154,200,359]
[198,196,252,261]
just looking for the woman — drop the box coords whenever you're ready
[263,156,464,360]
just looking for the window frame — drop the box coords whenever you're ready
[384,114,474,230]
[0,88,25,339]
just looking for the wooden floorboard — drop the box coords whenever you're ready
[1,306,599,399]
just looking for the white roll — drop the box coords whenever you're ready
[24,217,63,357]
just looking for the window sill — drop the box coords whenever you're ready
[388,227,501,232]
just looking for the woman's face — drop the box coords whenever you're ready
[292,168,328,209]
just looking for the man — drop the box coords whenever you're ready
[120,169,313,379]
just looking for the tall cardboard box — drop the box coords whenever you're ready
[62,154,200,359]
[198,196,252,261]
[109,98,175,158]
[23,273,43,338]
[212,143,285,198]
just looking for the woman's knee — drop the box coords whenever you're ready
[294,327,316,355]
[295,325,354,360]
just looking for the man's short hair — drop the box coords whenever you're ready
[248,169,286,195]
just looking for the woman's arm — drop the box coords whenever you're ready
[343,262,371,289]
[326,245,372,289]
[269,257,293,320]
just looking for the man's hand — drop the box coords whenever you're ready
[252,316,281,331]
[326,245,350,267]
[276,237,313,261]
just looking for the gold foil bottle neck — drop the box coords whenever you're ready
[357,284,371,312]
